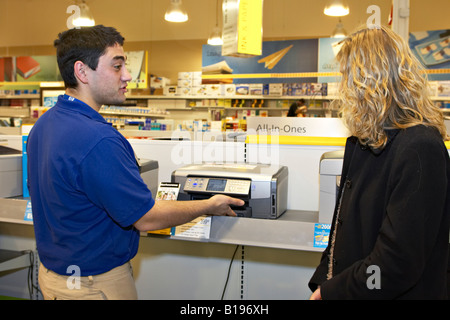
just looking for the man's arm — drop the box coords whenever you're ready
[133,194,244,232]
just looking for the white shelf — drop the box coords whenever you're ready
[432,96,450,101]
[128,94,450,102]
[0,94,40,99]
[0,197,323,252]
[100,111,167,118]
[126,94,336,100]
[0,106,30,117]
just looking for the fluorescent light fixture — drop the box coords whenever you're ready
[73,1,95,27]
[324,0,349,17]
[332,20,347,38]
[165,0,188,23]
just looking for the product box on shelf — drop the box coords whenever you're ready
[177,87,191,96]
[178,72,194,81]
[263,83,283,96]
[190,86,206,96]
[429,81,439,97]
[150,76,171,88]
[326,82,339,97]
[163,86,178,96]
[309,83,328,96]
[205,84,221,96]
[177,79,192,87]
[437,81,450,97]
[222,84,236,96]
[291,83,309,96]
[249,84,263,95]
[235,84,250,95]
[282,83,292,96]
[192,71,202,86]
[178,71,202,83]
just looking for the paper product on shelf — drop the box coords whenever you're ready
[437,81,450,97]
[202,61,233,74]
[262,83,282,96]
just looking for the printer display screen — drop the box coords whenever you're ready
[207,179,227,192]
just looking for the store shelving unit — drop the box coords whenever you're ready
[0,249,32,273]
[0,196,323,252]
[0,88,449,125]
[0,198,36,299]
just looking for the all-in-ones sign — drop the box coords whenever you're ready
[247,117,349,138]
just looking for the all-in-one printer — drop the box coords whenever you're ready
[319,150,344,224]
[0,145,22,198]
[171,163,288,219]
[137,158,159,198]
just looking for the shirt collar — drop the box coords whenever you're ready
[57,94,111,125]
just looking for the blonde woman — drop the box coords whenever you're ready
[309,26,450,300]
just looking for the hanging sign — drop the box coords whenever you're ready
[222,0,263,57]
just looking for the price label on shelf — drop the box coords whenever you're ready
[174,216,212,240]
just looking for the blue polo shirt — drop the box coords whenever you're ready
[27,95,154,276]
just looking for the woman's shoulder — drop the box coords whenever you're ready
[395,125,448,157]
[398,125,443,144]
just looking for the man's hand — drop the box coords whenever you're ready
[207,194,245,217]
[134,194,245,232]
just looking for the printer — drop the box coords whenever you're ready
[137,158,159,198]
[0,145,22,198]
[319,150,344,224]
[172,163,288,219]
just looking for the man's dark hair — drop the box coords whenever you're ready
[54,25,125,89]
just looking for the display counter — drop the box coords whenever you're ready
[0,197,323,252]
[0,198,30,225]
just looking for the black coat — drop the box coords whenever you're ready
[309,125,450,299]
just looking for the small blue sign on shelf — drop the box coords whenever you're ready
[24,200,33,222]
[314,223,331,248]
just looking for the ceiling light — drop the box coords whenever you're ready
[208,27,223,45]
[207,0,223,46]
[165,0,188,23]
[324,0,349,17]
[72,0,95,27]
[332,19,347,38]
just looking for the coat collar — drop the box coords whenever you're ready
[359,129,401,156]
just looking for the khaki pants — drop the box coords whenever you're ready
[38,262,138,300]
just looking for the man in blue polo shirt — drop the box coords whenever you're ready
[27,25,243,300]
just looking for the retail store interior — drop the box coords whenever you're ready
[0,0,449,300]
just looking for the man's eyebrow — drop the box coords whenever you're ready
[112,55,126,62]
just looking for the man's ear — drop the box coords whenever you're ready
[73,61,89,84]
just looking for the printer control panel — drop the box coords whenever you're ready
[184,176,251,196]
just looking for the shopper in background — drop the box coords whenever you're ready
[309,25,450,299]
[287,99,307,117]
[27,25,244,300]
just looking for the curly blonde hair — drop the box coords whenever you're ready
[335,25,448,149]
